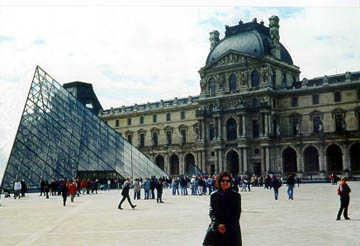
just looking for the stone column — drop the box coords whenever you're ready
[343,144,350,171]
[242,148,248,173]
[265,114,269,137]
[242,115,246,137]
[319,145,326,172]
[164,154,170,174]
[200,120,205,140]
[219,150,223,172]
[237,115,242,138]
[218,117,223,140]
[201,151,206,173]
[179,152,184,175]
[265,147,270,172]
[215,150,220,173]
[238,148,243,173]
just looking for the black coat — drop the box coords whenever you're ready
[203,189,242,246]
[121,181,130,196]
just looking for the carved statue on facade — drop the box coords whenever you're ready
[261,66,269,82]
[200,78,207,92]
[323,75,329,84]
[345,71,351,80]
[240,70,249,85]
[276,124,281,136]
[216,73,225,90]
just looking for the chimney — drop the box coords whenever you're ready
[209,30,220,51]
[269,15,281,60]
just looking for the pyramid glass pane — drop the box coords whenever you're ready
[1,66,168,189]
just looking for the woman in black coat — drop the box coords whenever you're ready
[203,171,242,246]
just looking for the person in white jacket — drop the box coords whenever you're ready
[14,179,22,199]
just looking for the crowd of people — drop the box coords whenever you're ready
[2,172,352,224]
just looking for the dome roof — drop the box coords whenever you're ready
[206,21,293,66]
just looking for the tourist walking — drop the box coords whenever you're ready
[118,177,136,210]
[69,180,77,203]
[203,171,242,246]
[336,177,351,220]
[61,180,69,206]
[271,176,282,200]
[20,179,27,197]
[287,174,296,200]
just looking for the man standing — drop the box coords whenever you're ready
[13,179,22,199]
[287,174,296,200]
[336,177,351,220]
[118,177,136,210]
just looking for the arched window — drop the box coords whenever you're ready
[209,124,215,141]
[271,69,276,87]
[209,78,215,96]
[226,118,237,141]
[251,70,259,89]
[229,74,237,92]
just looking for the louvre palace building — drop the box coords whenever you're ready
[100,16,360,180]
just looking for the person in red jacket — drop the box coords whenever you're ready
[336,177,351,220]
[80,179,87,195]
[68,180,78,203]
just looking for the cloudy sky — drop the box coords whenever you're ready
[0,0,359,181]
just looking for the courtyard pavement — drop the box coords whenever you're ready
[0,182,359,246]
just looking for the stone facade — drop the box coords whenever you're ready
[100,16,360,179]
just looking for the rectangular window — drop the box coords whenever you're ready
[357,89,360,100]
[166,113,171,121]
[291,97,298,107]
[335,114,343,132]
[127,135,132,145]
[140,134,145,147]
[140,116,144,124]
[166,131,172,145]
[252,120,259,138]
[181,111,185,120]
[180,129,186,144]
[334,91,341,102]
[313,116,320,133]
[312,95,319,105]
[115,119,119,127]
[152,132,158,146]
[153,115,157,123]
[127,118,131,126]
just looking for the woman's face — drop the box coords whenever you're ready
[220,176,231,191]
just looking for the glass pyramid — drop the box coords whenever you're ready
[1,66,167,189]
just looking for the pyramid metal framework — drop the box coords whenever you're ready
[1,66,167,189]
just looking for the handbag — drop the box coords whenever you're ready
[202,222,222,246]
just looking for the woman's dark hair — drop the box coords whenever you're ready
[215,171,232,188]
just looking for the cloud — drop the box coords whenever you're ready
[33,38,46,45]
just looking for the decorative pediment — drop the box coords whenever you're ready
[125,130,134,135]
[150,127,160,132]
[331,108,346,118]
[206,50,256,70]
[288,112,302,123]
[309,110,324,120]
[164,125,174,132]
[137,128,146,134]
[178,124,188,131]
